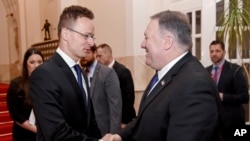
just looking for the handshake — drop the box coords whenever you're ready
[100,134,122,141]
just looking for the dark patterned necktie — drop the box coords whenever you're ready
[84,67,90,76]
[74,64,88,107]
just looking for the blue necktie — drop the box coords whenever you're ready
[74,64,88,107]
[213,66,219,83]
[147,73,159,94]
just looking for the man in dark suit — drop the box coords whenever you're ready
[80,45,122,135]
[206,40,249,141]
[106,10,220,141]
[96,43,136,128]
[29,5,104,141]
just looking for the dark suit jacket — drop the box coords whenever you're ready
[206,60,249,129]
[113,61,136,124]
[7,77,36,141]
[90,62,122,135]
[119,52,220,141]
[30,52,101,141]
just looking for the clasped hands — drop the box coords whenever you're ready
[101,133,122,141]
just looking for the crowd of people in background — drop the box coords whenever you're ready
[6,4,249,141]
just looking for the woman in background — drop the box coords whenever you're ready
[7,48,44,141]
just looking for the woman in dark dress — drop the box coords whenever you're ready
[7,48,44,141]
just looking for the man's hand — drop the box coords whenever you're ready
[102,134,122,141]
[101,133,111,141]
[219,92,223,101]
[121,123,126,129]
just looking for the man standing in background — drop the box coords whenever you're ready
[80,44,122,135]
[96,43,136,128]
[206,40,249,141]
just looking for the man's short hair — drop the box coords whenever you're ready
[57,5,94,38]
[210,40,225,50]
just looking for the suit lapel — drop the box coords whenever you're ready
[52,53,91,123]
[138,75,172,115]
[207,66,213,75]
[113,61,118,69]
[217,61,229,89]
[52,53,83,99]
[138,52,193,117]
[89,63,100,97]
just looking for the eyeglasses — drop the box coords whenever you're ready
[66,28,96,40]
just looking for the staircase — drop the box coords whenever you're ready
[0,84,13,141]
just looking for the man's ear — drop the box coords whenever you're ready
[163,34,174,50]
[61,28,69,41]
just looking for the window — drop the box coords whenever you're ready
[187,10,202,60]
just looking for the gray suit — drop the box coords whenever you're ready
[88,62,122,135]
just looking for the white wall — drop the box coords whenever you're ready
[0,0,10,64]
[18,0,28,61]
[82,0,127,58]
[201,0,216,67]
[25,0,41,47]
[81,0,172,57]
[131,0,151,56]
[40,0,60,41]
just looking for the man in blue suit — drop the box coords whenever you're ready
[30,5,103,141]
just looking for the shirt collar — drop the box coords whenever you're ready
[56,48,78,68]
[158,51,188,80]
[213,59,225,68]
[88,60,97,77]
[108,59,115,68]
